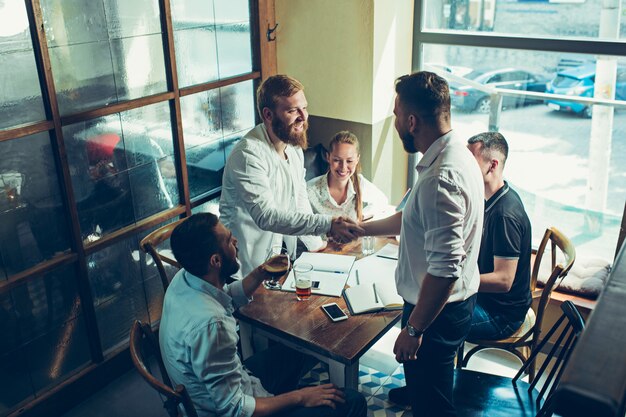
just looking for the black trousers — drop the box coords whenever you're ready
[402,294,476,417]
[244,344,367,417]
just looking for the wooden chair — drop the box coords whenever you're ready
[129,320,198,417]
[453,300,586,417]
[140,219,185,291]
[458,227,576,382]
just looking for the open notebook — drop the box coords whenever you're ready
[282,252,356,297]
[344,281,403,315]
[343,248,403,314]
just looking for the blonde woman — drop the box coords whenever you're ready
[307,131,389,222]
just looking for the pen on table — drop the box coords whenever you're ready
[356,270,361,285]
[376,254,398,261]
[373,283,379,303]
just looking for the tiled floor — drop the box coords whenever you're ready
[296,322,544,417]
[63,322,543,417]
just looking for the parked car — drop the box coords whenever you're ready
[545,64,626,118]
[449,68,548,113]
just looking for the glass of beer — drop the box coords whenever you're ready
[294,263,314,301]
[263,245,290,290]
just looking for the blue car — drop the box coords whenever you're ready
[546,64,626,118]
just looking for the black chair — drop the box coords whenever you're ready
[453,300,586,417]
[129,320,198,417]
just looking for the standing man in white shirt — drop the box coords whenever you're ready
[220,75,363,277]
[359,72,484,417]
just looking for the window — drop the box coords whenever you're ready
[414,0,626,260]
[0,0,264,412]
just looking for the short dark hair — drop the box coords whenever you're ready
[395,71,450,125]
[170,213,221,277]
[256,74,304,118]
[467,131,509,164]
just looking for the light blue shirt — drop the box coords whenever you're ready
[159,270,272,417]
[395,131,484,304]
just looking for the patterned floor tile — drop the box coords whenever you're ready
[367,395,409,417]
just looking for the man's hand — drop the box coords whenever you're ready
[393,328,422,363]
[296,383,346,409]
[328,217,365,243]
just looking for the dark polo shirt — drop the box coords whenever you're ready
[477,182,532,322]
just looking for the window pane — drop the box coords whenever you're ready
[25,317,90,392]
[63,102,178,240]
[103,0,162,39]
[422,44,625,258]
[220,80,255,137]
[0,133,71,278]
[0,1,46,129]
[423,1,626,41]
[110,34,168,102]
[42,0,166,115]
[181,81,255,198]
[0,265,90,408]
[171,0,215,30]
[215,0,252,78]
[15,265,82,344]
[174,27,219,87]
[87,236,150,353]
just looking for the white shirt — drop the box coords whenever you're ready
[220,124,329,276]
[395,131,484,304]
[306,173,391,221]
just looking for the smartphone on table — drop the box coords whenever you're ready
[321,303,348,322]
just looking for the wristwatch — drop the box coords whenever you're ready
[406,323,424,338]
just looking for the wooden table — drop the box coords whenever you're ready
[235,237,402,389]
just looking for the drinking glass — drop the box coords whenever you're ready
[294,262,314,301]
[361,236,375,256]
[263,245,290,290]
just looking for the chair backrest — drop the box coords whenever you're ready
[512,300,586,417]
[140,218,186,291]
[530,227,576,345]
[129,320,198,417]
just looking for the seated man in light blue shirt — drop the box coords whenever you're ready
[159,213,367,417]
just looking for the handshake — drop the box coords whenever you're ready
[327,216,365,244]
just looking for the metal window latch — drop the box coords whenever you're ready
[267,23,278,42]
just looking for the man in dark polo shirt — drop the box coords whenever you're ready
[467,132,532,340]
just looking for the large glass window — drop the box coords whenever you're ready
[416,1,626,260]
[0,0,261,412]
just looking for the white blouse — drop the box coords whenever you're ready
[306,173,390,221]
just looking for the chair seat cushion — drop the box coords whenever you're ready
[538,255,611,299]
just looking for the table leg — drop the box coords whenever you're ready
[328,359,359,390]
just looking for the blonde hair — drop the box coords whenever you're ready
[328,131,363,221]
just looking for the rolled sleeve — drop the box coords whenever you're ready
[421,174,467,279]
[229,145,332,236]
[225,280,252,309]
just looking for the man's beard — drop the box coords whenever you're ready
[400,131,418,154]
[272,117,309,149]
[218,251,240,285]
